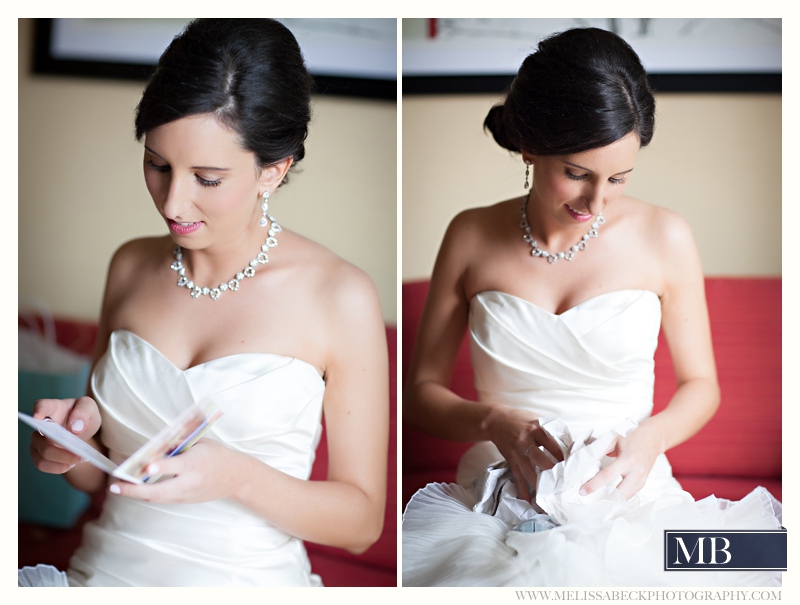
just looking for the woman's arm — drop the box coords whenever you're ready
[404,210,562,498]
[111,265,389,554]
[582,210,719,499]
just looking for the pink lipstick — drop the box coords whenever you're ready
[168,220,202,235]
[565,205,594,223]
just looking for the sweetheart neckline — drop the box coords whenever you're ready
[472,289,659,317]
[111,329,325,380]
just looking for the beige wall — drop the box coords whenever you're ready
[402,93,781,280]
[18,19,397,323]
[17,16,783,322]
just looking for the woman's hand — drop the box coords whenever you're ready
[108,439,247,504]
[580,422,665,500]
[485,406,564,500]
[30,396,102,474]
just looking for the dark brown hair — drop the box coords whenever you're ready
[484,28,655,155]
[135,19,313,169]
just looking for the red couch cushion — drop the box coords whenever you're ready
[652,279,781,479]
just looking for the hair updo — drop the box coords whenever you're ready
[135,19,313,170]
[484,27,655,156]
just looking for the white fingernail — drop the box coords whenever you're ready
[148,463,160,474]
[109,484,121,494]
[71,420,85,432]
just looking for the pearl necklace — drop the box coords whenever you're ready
[169,215,282,300]
[519,195,604,264]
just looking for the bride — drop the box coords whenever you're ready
[20,19,388,587]
[402,27,780,587]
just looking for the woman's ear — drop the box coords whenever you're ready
[258,156,294,192]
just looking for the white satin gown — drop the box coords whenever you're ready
[402,290,782,587]
[20,329,325,587]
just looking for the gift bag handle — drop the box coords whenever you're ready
[18,296,57,344]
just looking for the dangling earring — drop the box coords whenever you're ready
[259,191,270,227]
[523,160,531,190]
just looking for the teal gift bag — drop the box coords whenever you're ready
[18,325,92,528]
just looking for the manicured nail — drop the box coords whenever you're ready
[109,484,121,494]
[38,417,52,437]
[71,419,85,432]
[147,463,160,474]
[579,488,587,496]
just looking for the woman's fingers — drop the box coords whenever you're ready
[110,458,187,502]
[509,464,531,500]
[32,396,101,439]
[68,396,102,438]
[30,431,81,472]
[518,460,539,495]
[525,442,559,470]
[29,396,102,475]
[537,429,565,463]
[110,478,168,502]
[613,474,642,501]
[32,398,75,426]
[580,459,644,500]
[522,423,563,469]
[580,462,618,496]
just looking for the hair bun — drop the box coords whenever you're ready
[483,28,655,156]
[483,104,520,153]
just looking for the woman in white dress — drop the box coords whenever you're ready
[21,19,388,587]
[402,27,780,586]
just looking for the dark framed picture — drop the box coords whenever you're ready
[402,18,781,94]
[32,18,397,100]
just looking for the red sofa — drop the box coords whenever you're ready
[402,278,781,507]
[18,318,397,587]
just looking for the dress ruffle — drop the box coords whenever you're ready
[18,564,69,587]
[403,420,782,587]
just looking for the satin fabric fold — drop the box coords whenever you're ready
[470,290,660,435]
[65,329,325,586]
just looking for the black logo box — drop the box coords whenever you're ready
[664,529,787,571]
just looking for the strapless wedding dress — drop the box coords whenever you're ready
[402,290,782,587]
[21,329,325,587]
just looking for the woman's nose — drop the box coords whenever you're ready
[162,177,193,219]
[581,186,605,216]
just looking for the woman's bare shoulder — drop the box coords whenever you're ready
[448,198,519,231]
[618,196,700,289]
[289,233,385,369]
[439,198,522,256]
[284,229,382,319]
[627,198,694,247]
[616,196,692,241]
[104,236,172,298]
[109,235,173,271]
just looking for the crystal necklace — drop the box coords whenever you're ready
[519,194,604,264]
[169,215,282,300]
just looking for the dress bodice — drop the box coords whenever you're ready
[67,329,325,586]
[469,290,661,434]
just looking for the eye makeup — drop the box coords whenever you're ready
[146,160,222,188]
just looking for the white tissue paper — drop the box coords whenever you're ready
[472,418,642,527]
